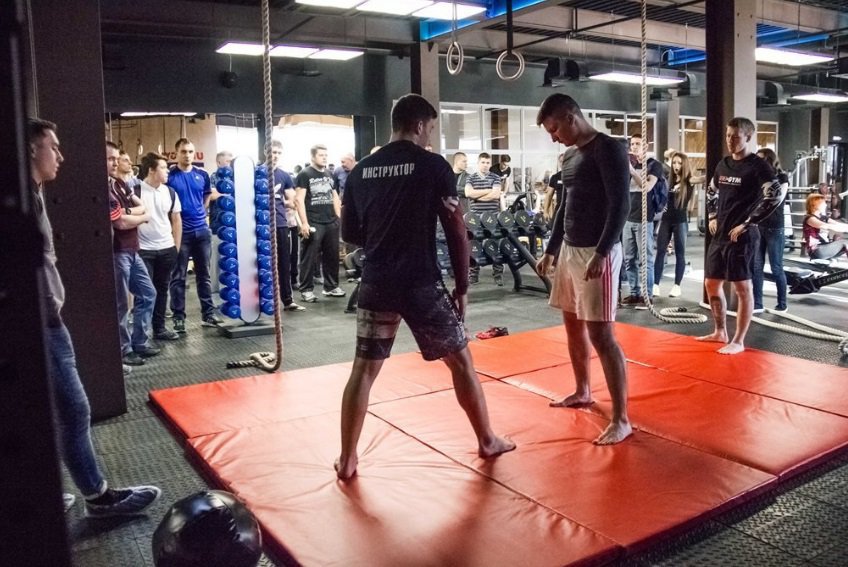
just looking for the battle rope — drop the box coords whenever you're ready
[236,0,284,372]
[637,0,706,324]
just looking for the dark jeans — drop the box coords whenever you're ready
[298,221,340,292]
[113,251,156,354]
[170,228,215,320]
[752,226,787,310]
[654,220,688,286]
[275,227,294,304]
[289,226,300,286]
[140,247,178,333]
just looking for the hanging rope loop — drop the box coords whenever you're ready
[446,0,464,75]
[496,0,524,81]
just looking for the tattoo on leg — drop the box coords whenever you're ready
[709,296,725,330]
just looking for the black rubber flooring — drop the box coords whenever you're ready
[68,237,848,566]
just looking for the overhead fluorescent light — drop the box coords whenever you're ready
[792,92,848,103]
[120,112,197,117]
[308,49,364,60]
[412,2,485,19]
[295,0,363,8]
[270,45,319,58]
[216,42,264,56]
[755,47,833,66]
[589,71,685,86]
[441,108,476,115]
[357,0,433,16]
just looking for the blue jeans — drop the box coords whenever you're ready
[654,220,688,286]
[114,250,156,355]
[623,220,654,297]
[752,226,787,310]
[46,324,106,497]
[170,228,216,319]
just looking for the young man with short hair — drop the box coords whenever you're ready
[698,117,784,355]
[535,93,632,445]
[270,140,305,311]
[336,94,515,479]
[465,152,504,285]
[29,119,161,516]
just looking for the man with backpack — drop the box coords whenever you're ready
[137,152,182,341]
[621,134,666,308]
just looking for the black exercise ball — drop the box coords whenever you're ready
[152,490,262,567]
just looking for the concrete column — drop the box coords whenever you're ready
[411,40,441,151]
[655,98,681,162]
[810,107,830,148]
[29,0,127,419]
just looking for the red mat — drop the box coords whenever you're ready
[150,325,848,565]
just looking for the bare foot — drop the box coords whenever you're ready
[549,392,593,408]
[334,456,358,480]
[478,436,516,458]
[593,421,633,445]
[717,342,745,355]
[696,331,728,344]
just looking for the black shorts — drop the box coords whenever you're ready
[355,281,467,361]
[705,232,759,282]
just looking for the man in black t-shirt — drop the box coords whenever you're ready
[335,94,514,480]
[294,144,344,303]
[698,117,784,355]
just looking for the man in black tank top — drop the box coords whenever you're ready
[334,94,514,480]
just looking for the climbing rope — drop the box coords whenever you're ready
[238,0,284,372]
[637,0,706,324]
[446,0,464,75]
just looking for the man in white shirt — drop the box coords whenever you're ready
[137,152,183,341]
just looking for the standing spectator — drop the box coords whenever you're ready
[621,134,662,308]
[269,140,305,311]
[654,152,702,298]
[334,153,356,201]
[698,117,784,355]
[543,153,566,221]
[209,151,233,294]
[452,152,469,213]
[167,138,222,332]
[30,118,161,517]
[117,150,140,194]
[137,152,182,341]
[752,148,789,313]
[107,142,159,366]
[465,153,504,285]
[491,154,513,193]
[295,144,345,302]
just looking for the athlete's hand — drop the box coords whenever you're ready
[728,223,747,242]
[536,253,555,277]
[584,252,605,280]
[299,224,311,238]
[452,290,467,320]
[708,219,717,235]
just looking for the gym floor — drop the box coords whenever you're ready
[67,234,848,566]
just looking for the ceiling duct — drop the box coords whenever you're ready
[831,57,848,80]
[759,81,789,106]
[543,58,582,87]
[676,72,700,97]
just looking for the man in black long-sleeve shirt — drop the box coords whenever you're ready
[535,94,632,445]
[698,117,784,355]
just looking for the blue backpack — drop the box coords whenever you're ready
[648,158,669,218]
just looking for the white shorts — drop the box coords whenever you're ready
[549,243,622,322]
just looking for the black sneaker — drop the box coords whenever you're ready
[154,329,180,341]
[202,314,224,327]
[133,345,161,358]
[174,318,186,334]
[85,485,161,518]
[122,352,146,366]
[620,295,641,307]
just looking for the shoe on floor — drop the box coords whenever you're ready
[133,345,161,358]
[476,326,509,340]
[173,318,186,334]
[85,485,161,518]
[494,276,504,287]
[122,364,132,376]
[202,314,224,327]
[669,284,682,298]
[752,307,765,314]
[322,287,346,297]
[773,305,788,313]
[652,284,661,296]
[634,299,649,310]
[122,352,146,366]
[620,295,642,306]
[283,302,306,311]
[301,291,318,303]
[154,329,180,341]
[63,493,76,512]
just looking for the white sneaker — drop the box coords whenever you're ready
[63,493,76,512]
[752,308,765,314]
[322,287,346,297]
[669,284,682,298]
[652,284,661,297]
[301,291,318,303]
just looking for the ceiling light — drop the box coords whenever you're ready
[295,0,363,8]
[216,42,264,56]
[755,47,833,66]
[120,112,197,117]
[412,2,486,19]
[589,71,685,86]
[271,45,319,58]
[792,92,848,103]
[441,108,476,115]
[308,49,364,60]
[357,0,433,16]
